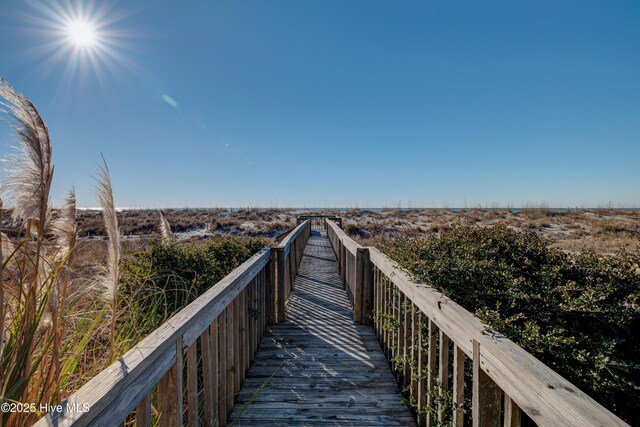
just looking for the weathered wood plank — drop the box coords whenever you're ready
[438,331,450,424]
[362,248,372,324]
[135,393,151,427]
[186,343,198,427]
[241,289,248,381]
[403,296,411,390]
[217,314,226,426]
[375,267,381,339]
[410,303,418,412]
[473,339,501,427]
[267,251,277,325]
[417,313,427,427]
[452,344,465,427]
[504,395,522,427]
[397,292,406,388]
[233,296,241,396]
[381,272,388,356]
[225,303,234,418]
[276,248,286,323]
[426,319,437,427]
[157,337,183,427]
[354,247,364,322]
[201,324,214,427]
[391,285,397,374]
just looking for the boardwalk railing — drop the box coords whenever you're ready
[325,219,629,427]
[297,214,342,231]
[326,217,371,323]
[273,219,311,322]
[35,220,311,427]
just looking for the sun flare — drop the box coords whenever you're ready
[66,19,97,48]
[15,1,135,85]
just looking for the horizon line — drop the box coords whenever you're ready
[72,206,640,211]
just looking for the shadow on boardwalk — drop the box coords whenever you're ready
[230,231,415,426]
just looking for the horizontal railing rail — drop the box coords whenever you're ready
[273,220,311,322]
[274,225,296,242]
[35,220,311,427]
[325,219,629,427]
[297,214,342,230]
[326,218,370,323]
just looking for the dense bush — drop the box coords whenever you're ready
[119,236,270,335]
[381,225,639,424]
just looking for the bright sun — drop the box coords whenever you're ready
[21,1,132,83]
[66,19,97,48]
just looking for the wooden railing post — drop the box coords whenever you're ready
[266,253,276,325]
[288,241,295,291]
[504,396,522,427]
[186,343,198,427]
[157,337,184,427]
[363,248,372,324]
[135,394,151,427]
[340,241,346,284]
[354,248,364,322]
[355,247,372,324]
[275,247,286,323]
[473,340,502,427]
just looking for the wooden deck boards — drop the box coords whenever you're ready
[230,231,415,426]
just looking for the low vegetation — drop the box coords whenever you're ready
[119,236,269,337]
[380,225,639,424]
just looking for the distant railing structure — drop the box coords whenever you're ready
[325,219,629,427]
[34,220,311,427]
[296,214,342,231]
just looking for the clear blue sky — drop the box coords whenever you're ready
[0,1,638,208]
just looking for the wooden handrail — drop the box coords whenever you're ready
[325,219,629,427]
[277,219,310,249]
[274,225,296,243]
[35,221,312,427]
[272,220,311,322]
[325,218,369,323]
[297,214,342,229]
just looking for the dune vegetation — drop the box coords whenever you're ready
[379,225,639,425]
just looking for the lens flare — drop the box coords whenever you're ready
[11,1,137,88]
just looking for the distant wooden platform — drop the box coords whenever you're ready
[230,231,415,426]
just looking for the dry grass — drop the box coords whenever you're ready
[54,208,640,255]
[0,77,153,425]
[65,208,296,239]
[330,208,640,254]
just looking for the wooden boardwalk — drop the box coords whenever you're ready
[230,231,415,426]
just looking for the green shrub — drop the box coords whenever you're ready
[381,225,639,424]
[119,236,270,336]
